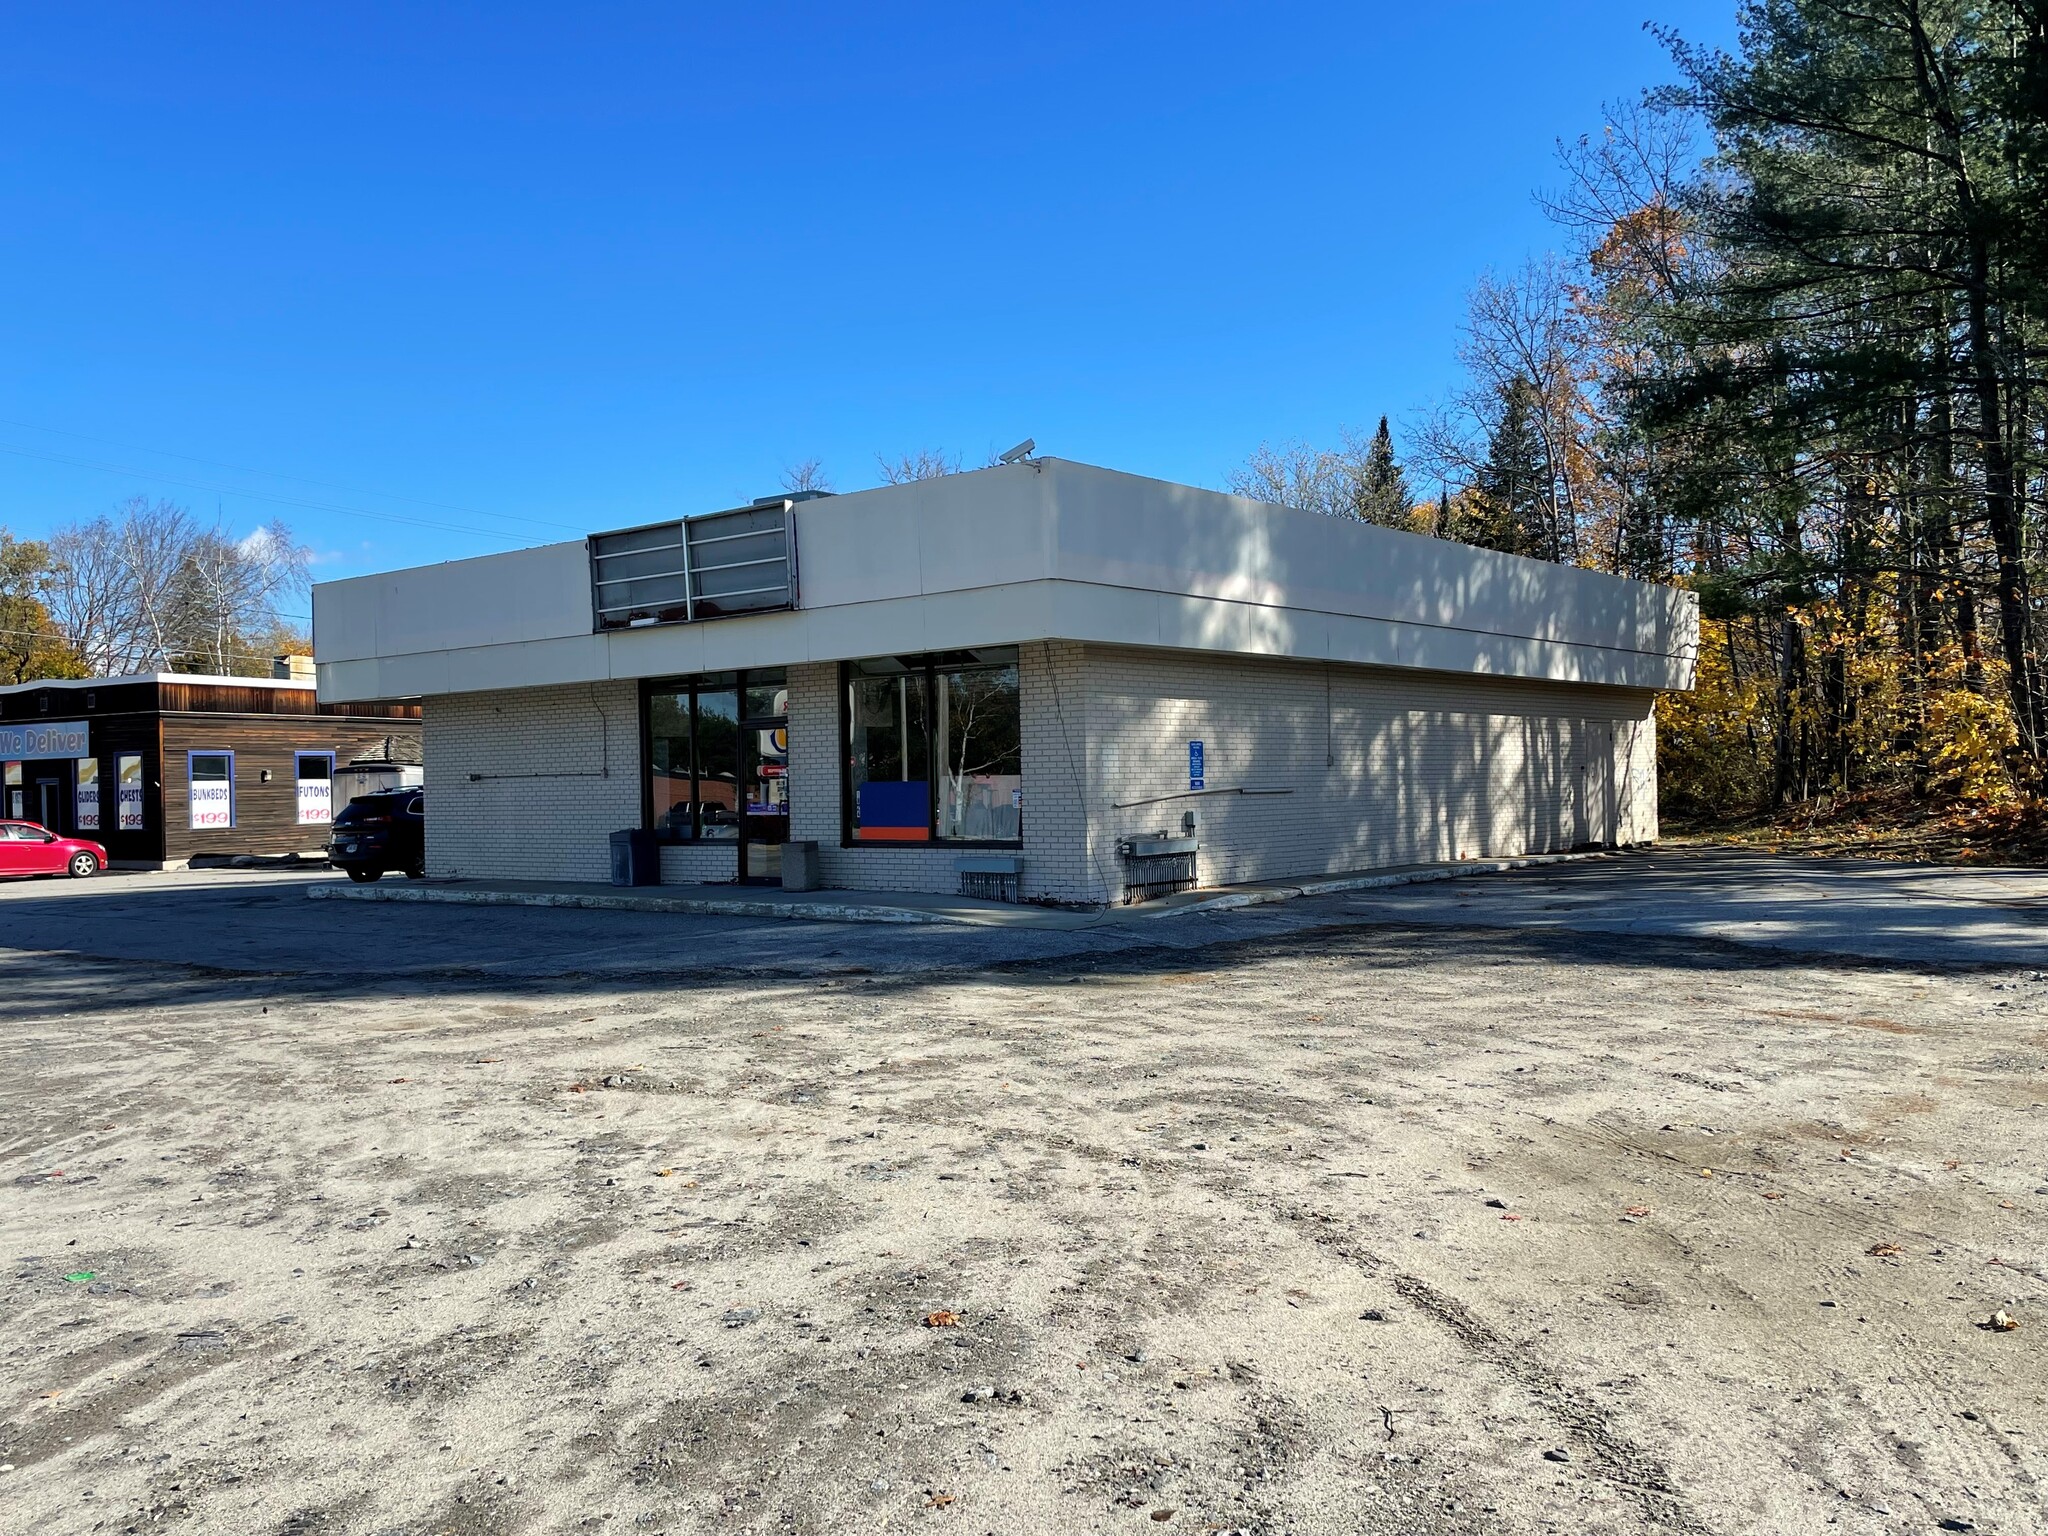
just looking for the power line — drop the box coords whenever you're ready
[0,416,583,533]
[0,442,582,543]
[0,623,300,665]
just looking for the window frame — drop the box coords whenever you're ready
[294,751,335,826]
[187,749,235,831]
[838,651,1023,850]
[638,669,786,842]
[74,756,100,832]
[116,753,145,831]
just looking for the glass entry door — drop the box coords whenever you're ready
[739,684,789,882]
[643,669,787,885]
[35,776,61,832]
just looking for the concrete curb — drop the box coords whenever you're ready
[305,850,1611,928]
[305,882,951,925]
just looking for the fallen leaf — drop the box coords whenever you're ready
[1762,1192,1785,1201]
[927,1493,956,1509]
[655,1169,676,1178]
[1998,1200,2018,1210]
[1700,1168,1715,1179]
[389,1077,410,1084]
[923,1310,961,1328]
[1500,1212,1524,1222]
[671,1280,691,1291]
[1867,1242,1903,1258]
[568,1084,588,1093]
[474,1057,501,1064]
[1624,1205,1651,1218]
[1945,1159,1963,1170]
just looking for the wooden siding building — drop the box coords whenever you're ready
[0,674,420,867]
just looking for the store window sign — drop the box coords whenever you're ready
[189,754,233,830]
[296,755,333,826]
[0,721,89,759]
[75,759,99,831]
[118,756,144,831]
[1188,739,1205,791]
[297,780,331,825]
[190,783,232,828]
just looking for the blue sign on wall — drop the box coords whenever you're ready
[0,721,89,760]
[1188,739,1205,790]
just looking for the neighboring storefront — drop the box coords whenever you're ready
[0,673,421,867]
[316,457,1699,904]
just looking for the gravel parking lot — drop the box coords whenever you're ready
[3,857,2045,1535]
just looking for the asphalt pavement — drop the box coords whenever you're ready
[2,849,2042,980]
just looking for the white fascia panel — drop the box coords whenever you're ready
[443,634,611,695]
[788,494,923,610]
[316,657,406,703]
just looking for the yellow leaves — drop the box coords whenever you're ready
[1925,669,2021,805]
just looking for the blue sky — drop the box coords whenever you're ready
[0,2,1736,600]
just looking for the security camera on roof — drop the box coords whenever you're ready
[997,438,1036,465]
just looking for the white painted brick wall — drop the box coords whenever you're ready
[1077,644,1658,899]
[421,642,1658,904]
[422,681,640,881]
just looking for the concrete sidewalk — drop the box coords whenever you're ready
[304,852,1598,928]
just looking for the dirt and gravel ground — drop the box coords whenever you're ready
[4,863,2047,1536]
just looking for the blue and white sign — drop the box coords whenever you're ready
[1188,739,1205,791]
[0,721,89,760]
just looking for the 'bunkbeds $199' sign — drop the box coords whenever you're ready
[189,781,232,829]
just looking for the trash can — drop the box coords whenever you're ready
[609,828,659,887]
[781,839,822,892]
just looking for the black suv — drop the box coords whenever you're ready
[328,790,425,882]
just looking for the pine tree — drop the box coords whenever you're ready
[1355,416,1412,528]
[1465,379,1547,557]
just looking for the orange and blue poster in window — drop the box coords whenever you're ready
[857,780,929,841]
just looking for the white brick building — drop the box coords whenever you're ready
[315,458,1696,905]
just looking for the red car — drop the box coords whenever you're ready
[0,821,107,878]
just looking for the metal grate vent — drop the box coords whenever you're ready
[590,500,798,630]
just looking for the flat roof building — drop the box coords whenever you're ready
[313,458,1697,904]
[0,672,421,868]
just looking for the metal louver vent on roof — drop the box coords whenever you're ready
[589,500,799,631]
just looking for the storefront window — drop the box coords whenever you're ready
[847,658,931,841]
[845,649,1020,845]
[642,670,783,842]
[189,752,234,830]
[695,686,741,840]
[4,761,20,820]
[75,758,100,831]
[295,752,334,826]
[117,755,144,830]
[937,660,1022,841]
[647,687,694,836]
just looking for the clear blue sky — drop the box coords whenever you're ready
[0,2,1736,597]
